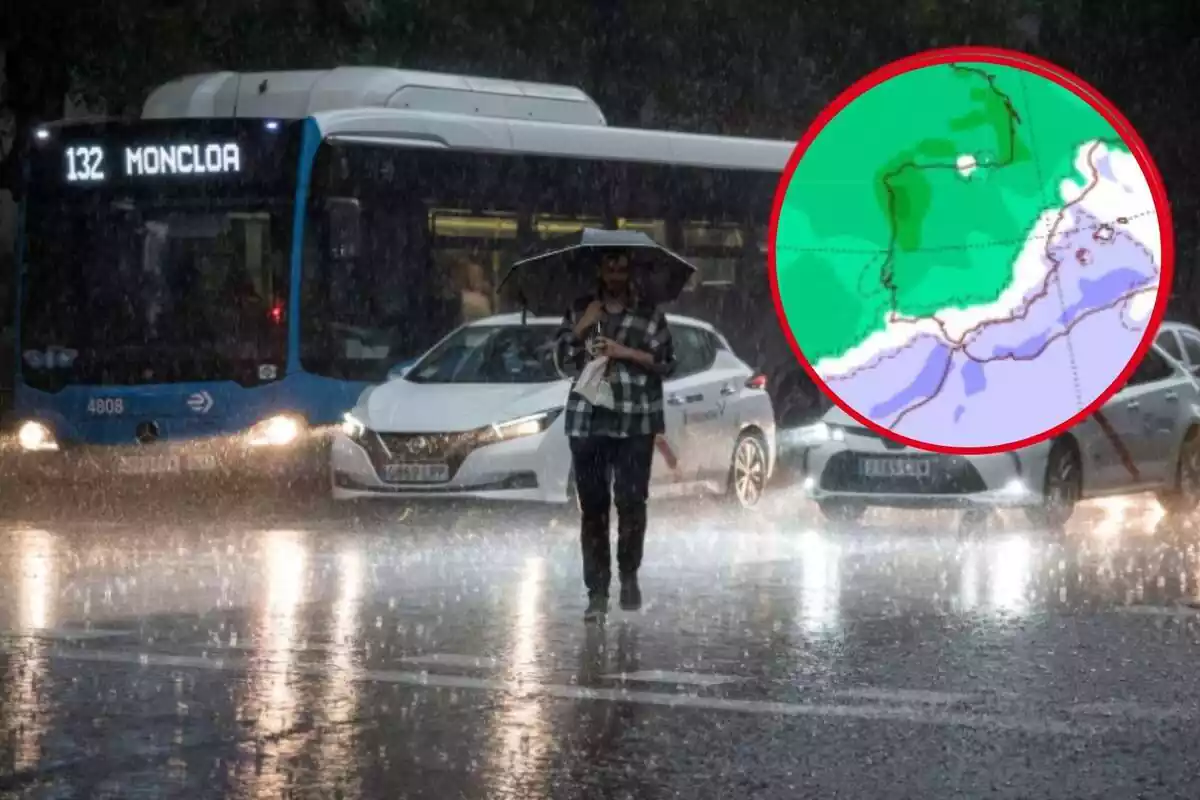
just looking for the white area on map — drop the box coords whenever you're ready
[1126,289,1155,323]
[956,154,978,178]
[814,140,1155,379]
[820,138,1160,446]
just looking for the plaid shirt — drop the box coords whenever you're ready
[555,296,676,438]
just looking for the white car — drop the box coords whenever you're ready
[331,313,776,508]
[799,333,1200,530]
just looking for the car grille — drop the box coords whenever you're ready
[819,451,988,495]
[363,431,481,479]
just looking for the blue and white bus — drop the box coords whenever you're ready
[9,66,795,486]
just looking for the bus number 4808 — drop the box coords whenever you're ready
[87,398,125,415]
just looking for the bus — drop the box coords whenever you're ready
[9,66,803,487]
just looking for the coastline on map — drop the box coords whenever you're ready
[814,139,1159,383]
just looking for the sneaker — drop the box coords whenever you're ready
[619,575,642,611]
[584,593,609,622]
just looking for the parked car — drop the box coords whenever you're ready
[799,335,1200,531]
[331,313,776,508]
[1153,320,1200,376]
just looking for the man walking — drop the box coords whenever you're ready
[555,251,676,621]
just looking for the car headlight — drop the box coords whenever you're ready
[798,422,845,444]
[17,420,58,452]
[341,413,367,442]
[246,414,304,447]
[481,408,564,444]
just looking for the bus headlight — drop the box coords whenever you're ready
[18,421,59,452]
[247,414,304,448]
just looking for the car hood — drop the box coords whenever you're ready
[358,379,571,433]
[821,405,857,426]
[817,403,1052,455]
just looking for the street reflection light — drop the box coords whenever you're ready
[262,530,307,729]
[488,555,548,795]
[3,529,58,772]
[989,533,1033,613]
[18,529,55,631]
[959,544,981,611]
[317,546,364,797]
[956,533,1034,616]
[1092,497,1131,542]
[797,530,842,636]
[237,529,309,800]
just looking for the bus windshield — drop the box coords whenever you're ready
[18,118,299,390]
[20,196,291,388]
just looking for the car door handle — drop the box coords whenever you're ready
[668,393,703,405]
[1165,391,1179,403]
[720,384,737,396]
[1126,401,1140,410]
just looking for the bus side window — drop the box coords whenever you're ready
[300,143,525,382]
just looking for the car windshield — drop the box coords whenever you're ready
[406,324,561,384]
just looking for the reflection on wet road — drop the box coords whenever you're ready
[4,492,1200,797]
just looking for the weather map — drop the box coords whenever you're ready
[771,48,1169,451]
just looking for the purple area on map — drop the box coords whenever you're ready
[867,344,952,419]
[1000,331,1048,359]
[1056,268,1151,326]
[969,210,1156,361]
[960,360,986,396]
[823,334,944,412]
[894,304,1145,445]
[826,205,1158,447]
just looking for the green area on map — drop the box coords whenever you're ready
[774,61,1125,363]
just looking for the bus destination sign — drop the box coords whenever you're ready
[64,142,243,183]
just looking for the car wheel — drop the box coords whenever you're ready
[726,431,768,509]
[1157,429,1200,516]
[1024,439,1082,530]
[818,499,866,523]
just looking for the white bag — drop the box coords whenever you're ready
[573,356,615,409]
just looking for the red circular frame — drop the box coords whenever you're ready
[767,45,1174,455]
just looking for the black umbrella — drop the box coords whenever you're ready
[498,228,697,316]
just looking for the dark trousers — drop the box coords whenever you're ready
[569,434,655,596]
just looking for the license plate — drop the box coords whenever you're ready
[116,453,219,475]
[860,457,932,478]
[384,462,450,483]
[117,455,180,475]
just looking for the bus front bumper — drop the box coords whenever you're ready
[0,430,332,492]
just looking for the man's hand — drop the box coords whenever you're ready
[573,301,605,338]
[593,336,632,360]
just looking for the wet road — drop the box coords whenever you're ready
[3,491,1200,798]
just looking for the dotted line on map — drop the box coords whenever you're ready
[773,210,1156,256]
